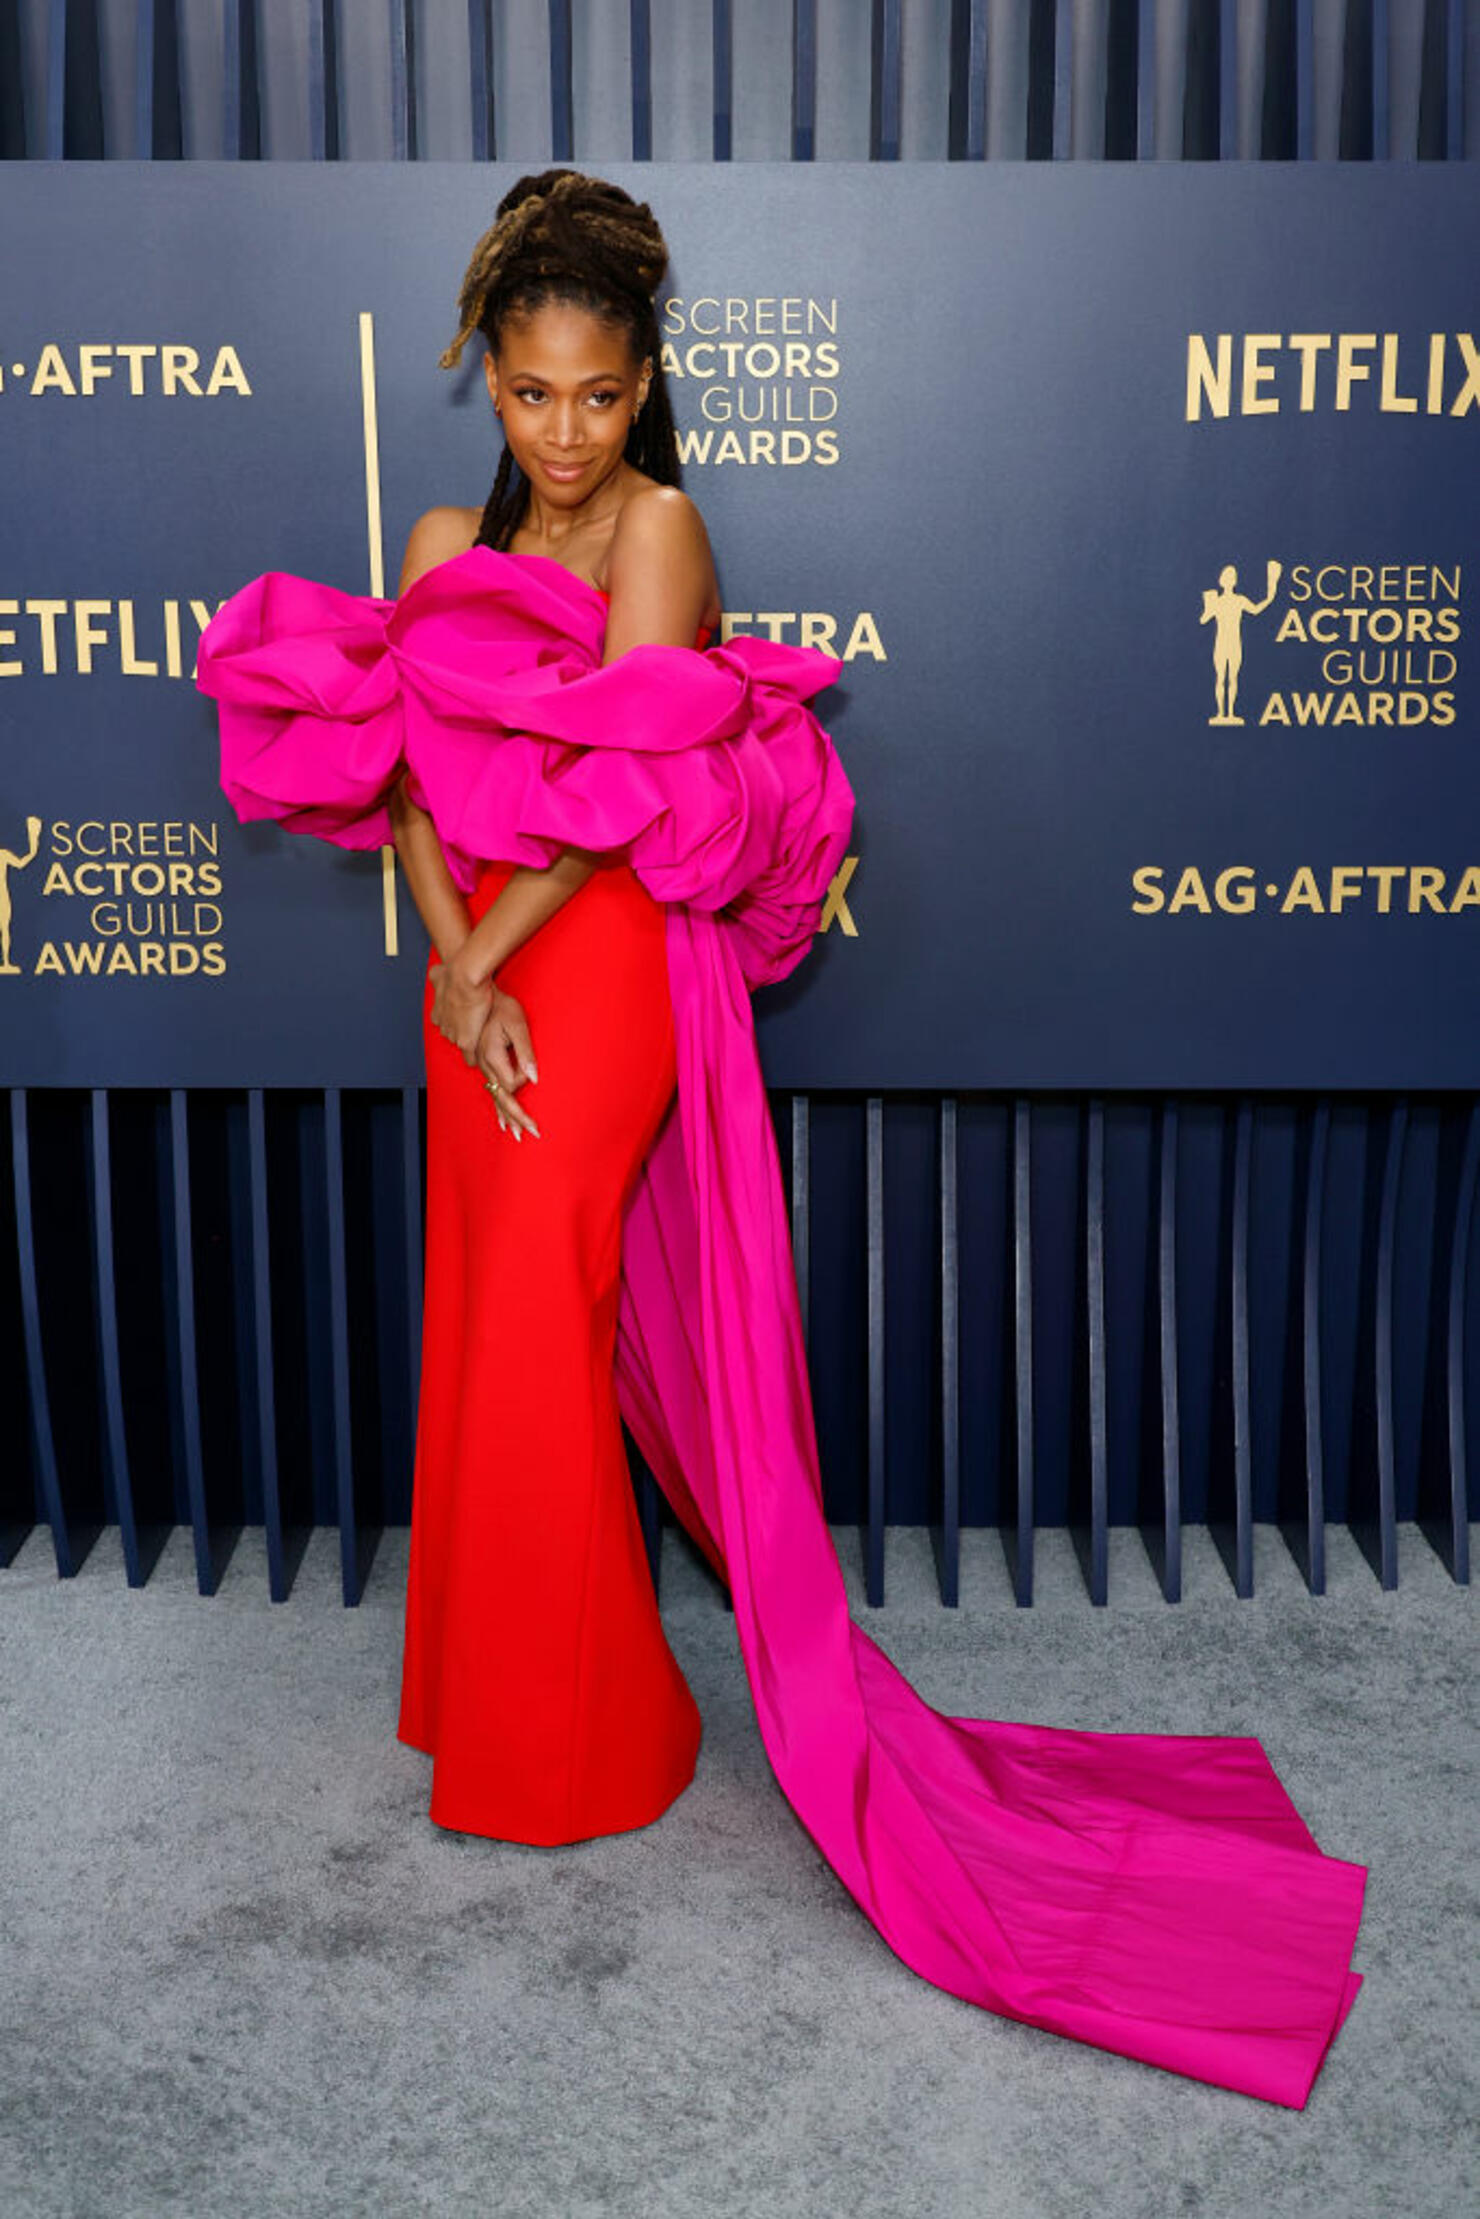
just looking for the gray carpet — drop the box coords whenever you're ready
[1,1518,1474,2219]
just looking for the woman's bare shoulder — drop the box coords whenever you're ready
[607,483,720,624]
[397,504,482,595]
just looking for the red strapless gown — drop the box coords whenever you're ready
[396,600,714,1844]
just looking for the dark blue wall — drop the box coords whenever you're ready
[5,0,1476,1609]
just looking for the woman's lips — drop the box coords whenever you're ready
[541,459,589,481]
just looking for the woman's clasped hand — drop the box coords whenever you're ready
[428,952,542,1140]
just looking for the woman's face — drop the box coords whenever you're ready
[484,300,652,507]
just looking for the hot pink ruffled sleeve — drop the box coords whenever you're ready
[196,546,853,990]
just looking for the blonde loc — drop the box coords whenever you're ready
[438,169,667,371]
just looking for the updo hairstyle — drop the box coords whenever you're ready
[440,167,683,551]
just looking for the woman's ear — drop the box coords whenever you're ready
[483,352,499,411]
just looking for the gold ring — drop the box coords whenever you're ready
[485,1077,502,1096]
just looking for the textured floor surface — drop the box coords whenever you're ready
[1,1517,1474,2219]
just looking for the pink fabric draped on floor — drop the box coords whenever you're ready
[197,544,1366,2108]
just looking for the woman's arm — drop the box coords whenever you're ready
[387,773,472,963]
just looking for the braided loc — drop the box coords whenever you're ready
[441,167,684,554]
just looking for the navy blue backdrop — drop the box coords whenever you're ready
[5,162,1477,1089]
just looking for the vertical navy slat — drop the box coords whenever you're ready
[864,1095,886,1604]
[1219,0,1238,155]
[1137,0,1156,154]
[1295,0,1315,157]
[134,0,155,154]
[1283,1096,1330,1594]
[323,1087,371,1604]
[45,0,66,157]
[11,1091,68,1571]
[1444,0,1463,156]
[1225,1098,1254,1596]
[1369,1098,1406,1586]
[247,1089,296,1601]
[153,0,183,159]
[1145,1098,1182,1602]
[1372,0,1390,155]
[1006,1098,1034,1605]
[89,1090,147,1582]
[1081,1098,1108,1603]
[390,0,418,162]
[630,0,652,158]
[1052,0,1073,156]
[1436,1103,1478,1581]
[310,1,342,163]
[792,0,817,161]
[634,1449,664,1598]
[790,1093,810,1348]
[549,0,573,161]
[468,0,494,161]
[223,0,261,161]
[964,0,988,158]
[934,1096,960,1607]
[223,0,241,157]
[401,1083,423,1455]
[872,0,902,160]
[170,1088,218,1592]
[0,0,27,156]
[1303,1096,1330,1593]
[712,0,732,159]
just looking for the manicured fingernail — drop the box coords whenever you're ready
[512,1127,522,1143]
[526,1061,539,1084]
[529,1124,542,1139]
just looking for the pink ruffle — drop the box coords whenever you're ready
[198,544,851,991]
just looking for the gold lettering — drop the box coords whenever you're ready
[118,601,159,677]
[1241,335,1281,415]
[1287,334,1331,410]
[1334,334,1376,411]
[73,601,111,675]
[1379,334,1417,413]
[1185,334,1231,421]
[26,600,66,673]
[1450,333,1480,415]
[160,344,203,397]
[205,344,252,397]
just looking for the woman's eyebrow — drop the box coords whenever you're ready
[507,368,624,384]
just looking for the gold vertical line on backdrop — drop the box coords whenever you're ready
[359,307,399,958]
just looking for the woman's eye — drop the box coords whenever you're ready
[511,389,621,406]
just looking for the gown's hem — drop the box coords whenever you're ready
[396,1717,703,1849]
[419,1752,701,1849]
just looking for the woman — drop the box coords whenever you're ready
[198,169,1367,2108]
[384,179,725,1848]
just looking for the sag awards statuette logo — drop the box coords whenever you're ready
[0,819,226,979]
[1197,560,1459,730]
[1201,561,1281,724]
[0,817,41,973]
